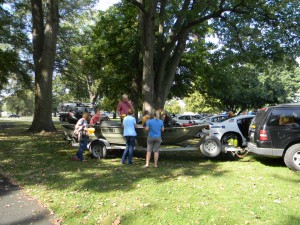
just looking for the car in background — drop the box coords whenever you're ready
[57,102,79,121]
[8,114,20,118]
[200,114,255,158]
[198,114,228,124]
[100,113,110,121]
[173,114,203,125]
[206,114,255,147]
[67,106,96,124]
[248,104,300,171]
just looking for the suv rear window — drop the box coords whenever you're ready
[267,108,300,126]
[251,108,267,127]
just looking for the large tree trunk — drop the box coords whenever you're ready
[87,77,99,106]
[29,0,59,132]
[139,0,157,113]
[138,0,189,111]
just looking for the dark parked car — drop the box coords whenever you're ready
[248,103,300,171]
[66,106,96,124]
[100,113,110,121]
[9,114,20,118]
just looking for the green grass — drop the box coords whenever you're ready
[0,118,300,225]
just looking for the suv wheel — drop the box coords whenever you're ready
[284,144,300,171]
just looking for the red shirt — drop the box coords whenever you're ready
[117,101,132,115]
[90,114,100,125]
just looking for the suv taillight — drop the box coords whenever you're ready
[259,130,268,141]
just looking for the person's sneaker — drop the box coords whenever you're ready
[72,157,80,161]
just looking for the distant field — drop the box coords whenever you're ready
[0,116,60,121]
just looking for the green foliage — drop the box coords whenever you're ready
[51,0,300,111]
[99,97,119,112]
[55,2,141,107]
[184,91,219,114]
[210,0,300,61]
[164,99,183,114]
[56,8,99,103]
[0,2,32,90]
[189,43,300,112]
[2,0,300,116]
[3,89,34,115]
[89,4,141,103]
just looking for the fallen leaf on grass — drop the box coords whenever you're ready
[274,199,281,203]
[112,216,121,225]
[140,203,151,207]
[50,219,63,225]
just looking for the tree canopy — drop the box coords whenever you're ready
[1,0,300,121]
[0,1,32,90]
[121,0,300,112]
[79,0,300,112]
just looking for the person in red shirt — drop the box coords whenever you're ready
[90,109,101,125]
[116,94,133,122]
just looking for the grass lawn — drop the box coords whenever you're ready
[0,117,299,225]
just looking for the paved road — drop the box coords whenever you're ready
[0,174,56,225]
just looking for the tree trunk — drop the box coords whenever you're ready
[138,1,189,111]
[29,0,59,132]
[140,1,157,113]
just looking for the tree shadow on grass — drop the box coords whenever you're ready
[248,154,286,168]
[281,215,300,225]
[1,121,300,224]
[0,122,243,195]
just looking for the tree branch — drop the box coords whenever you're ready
[126,0,146,14]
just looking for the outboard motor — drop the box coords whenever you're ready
[67,111,78,124]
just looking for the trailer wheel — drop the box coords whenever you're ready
[89,141,107,159]
[199,136,221,157]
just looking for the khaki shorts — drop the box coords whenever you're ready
[147,137,162,152]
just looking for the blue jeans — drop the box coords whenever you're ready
[76,136,88,161]
[122,136,136,164]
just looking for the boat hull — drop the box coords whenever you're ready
[62,121,207,146]
[95,121,206,146]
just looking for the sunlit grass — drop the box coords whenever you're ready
[0,118,300,224]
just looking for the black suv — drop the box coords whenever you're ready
[248,104,300,171]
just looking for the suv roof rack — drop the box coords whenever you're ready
[275,103,300,107]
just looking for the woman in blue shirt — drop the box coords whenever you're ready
[144,110,164,168]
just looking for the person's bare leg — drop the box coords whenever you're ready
[145,151,151,167]
[154,151,159,167]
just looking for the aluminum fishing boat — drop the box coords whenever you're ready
[62,121,206,146]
